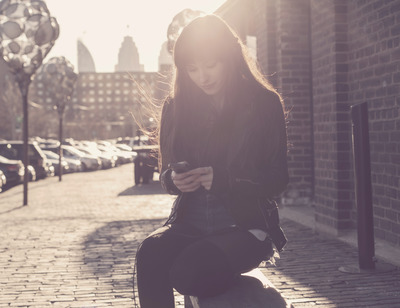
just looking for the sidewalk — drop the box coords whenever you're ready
[0,164,399,307]
[260,213,400,307]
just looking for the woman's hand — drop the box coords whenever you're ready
[171,166,213,192]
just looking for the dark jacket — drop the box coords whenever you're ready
[159,86,289,249]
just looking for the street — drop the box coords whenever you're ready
[1,163,400,307]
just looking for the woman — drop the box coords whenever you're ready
[136,14,289,307]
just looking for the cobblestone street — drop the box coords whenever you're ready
[0,164,177,307]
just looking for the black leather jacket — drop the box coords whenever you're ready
[160,87,289,250]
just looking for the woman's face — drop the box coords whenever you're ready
[185,58,227,100]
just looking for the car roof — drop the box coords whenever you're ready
[0,140,38,145]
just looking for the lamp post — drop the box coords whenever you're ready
[0,0,59,205]
[36,56,77,181]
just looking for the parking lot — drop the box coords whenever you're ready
[0,137,154,194]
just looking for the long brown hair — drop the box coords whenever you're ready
[159,14,282,169]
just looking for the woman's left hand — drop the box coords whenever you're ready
[185,166,213,191]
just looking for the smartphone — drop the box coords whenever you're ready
[169,161,191,174]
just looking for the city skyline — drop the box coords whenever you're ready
[44,0,226,73]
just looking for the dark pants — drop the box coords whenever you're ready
[136,223,272,308]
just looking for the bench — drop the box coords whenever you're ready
[183,268,289,308]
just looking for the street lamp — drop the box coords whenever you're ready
[0,0,59,205]
[36,56,77,181]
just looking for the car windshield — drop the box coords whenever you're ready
[43,150,59,159]
[65,146,85,157]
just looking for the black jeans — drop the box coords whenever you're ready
[136,223,272,308]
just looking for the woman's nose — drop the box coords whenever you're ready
[198,69,208,83]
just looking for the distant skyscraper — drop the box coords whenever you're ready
[158,41,173,71]
[77,39,96,73]
[115,35,144,72]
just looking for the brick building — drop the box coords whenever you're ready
[217,0,400,247]
[29,71,160,140]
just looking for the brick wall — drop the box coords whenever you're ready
[255,0,314,206]
[310,0,354,234]
[220,0,400,245]
[347,0,400,245]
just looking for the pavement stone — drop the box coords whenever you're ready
[1,163,399,307]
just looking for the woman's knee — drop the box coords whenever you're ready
[169,241,234,297]
[136,228,170,266]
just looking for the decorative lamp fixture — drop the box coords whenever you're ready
[0,0,59,205]
[167,8,203,54]
[36,56,77,181]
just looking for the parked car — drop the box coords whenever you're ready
[27,165,37,182]
[0,141,49,180]
[46,161,55,177]
[44,145,100,171]
[114,143,137,160]
[131,136,158,185]
[42,150,70,175]
[76,143,116,169]
[97,141,133,165]
[0,155,24,187]
[63,157,82,173]
[0,170,6,192]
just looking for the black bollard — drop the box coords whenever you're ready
[351,102,375,270]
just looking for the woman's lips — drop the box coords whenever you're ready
[201,83,215,90]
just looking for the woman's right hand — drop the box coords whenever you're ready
[171,170,202,192]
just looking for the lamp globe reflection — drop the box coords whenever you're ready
[0,0,59,205]
[36,56,77,181]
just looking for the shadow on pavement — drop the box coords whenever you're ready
[82,218,165,296]
[262,219,400,307]
[118,181,165,196]
[0,205,25,215]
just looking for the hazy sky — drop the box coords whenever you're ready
[44,0,226,73]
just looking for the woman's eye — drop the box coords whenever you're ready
[186,66,197,73]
